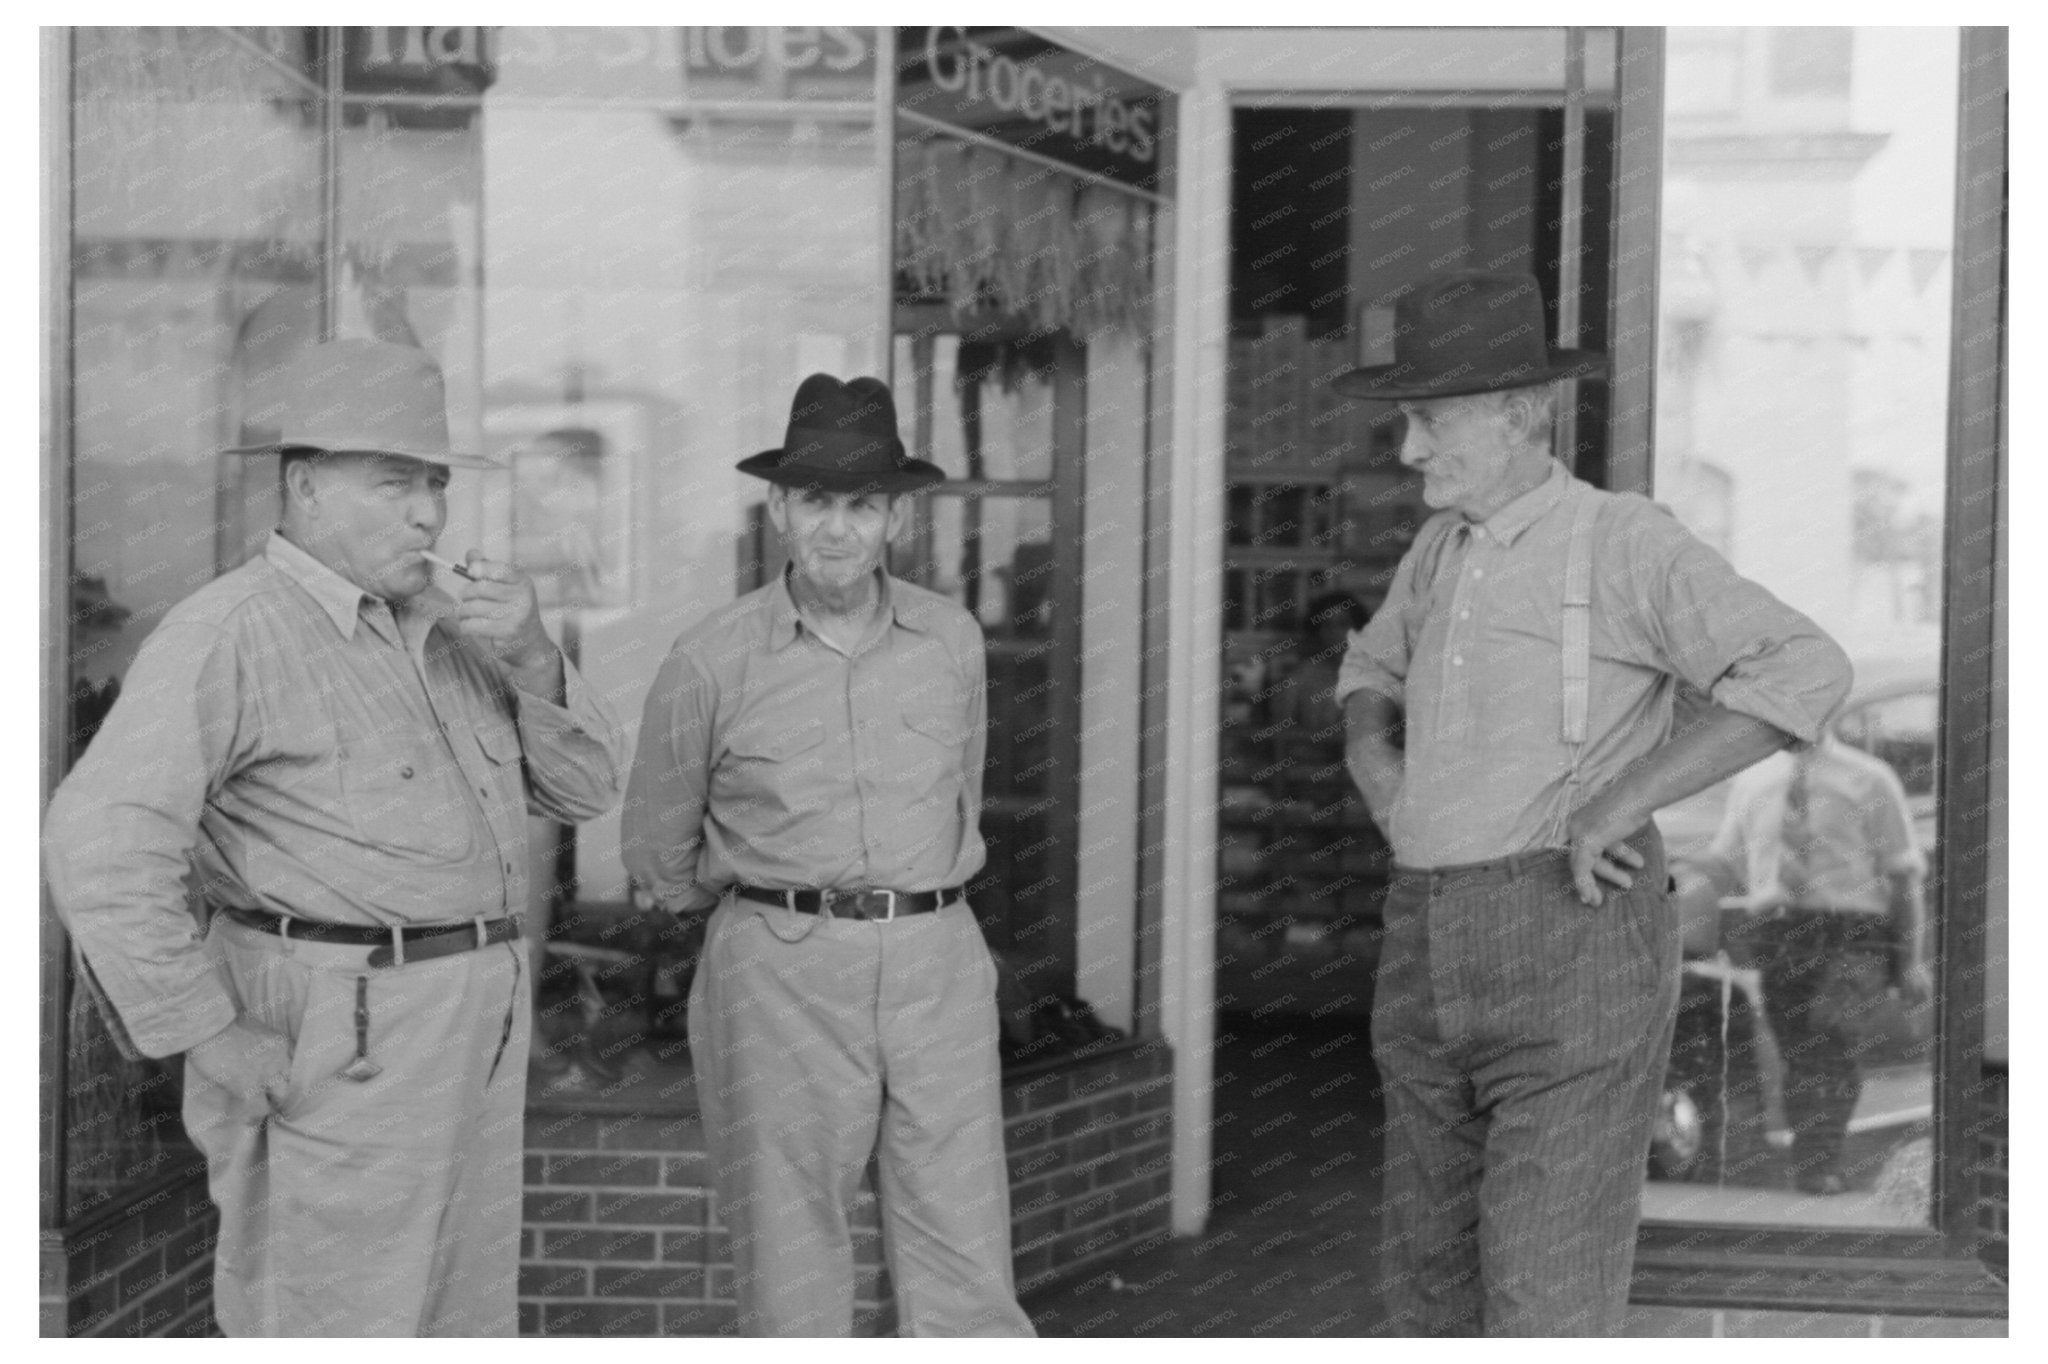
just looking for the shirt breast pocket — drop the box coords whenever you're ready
[475,715,523,770]
[474,715,526,807]
[898,702,970,787]
[725,719,830,780]
[340,741,476,862]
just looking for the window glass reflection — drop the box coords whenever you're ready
[65,25,329,1220]
[1646,26,1957,1229]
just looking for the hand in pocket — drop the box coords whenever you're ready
[186,1017,293,1125]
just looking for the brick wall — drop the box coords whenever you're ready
[40,1168,216,1338]
[1003,1040,1175,1296]
[519,1038,1174,1336]
[517,1111,891,1337]
[1975,1063,2008,1277]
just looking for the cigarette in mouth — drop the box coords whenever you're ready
[419,549,475,580]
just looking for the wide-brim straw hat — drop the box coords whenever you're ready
[1331,270,1607,400]
[223,337,501,470]
[736,374,944,495]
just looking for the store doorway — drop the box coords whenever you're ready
[1207,96,1617,1275]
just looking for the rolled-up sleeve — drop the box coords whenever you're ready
[42,623,245,1058]
[1638,516,1853,747]
[621,644,722,914]
[512,660,625,823]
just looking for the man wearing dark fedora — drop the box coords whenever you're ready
[1330,272,1851,1335]
[622,374,1034,1336]
[43,337,624,1335]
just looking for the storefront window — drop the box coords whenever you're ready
[62,26,328,1221]
[52,23,891,1205]
[890,28,1170,1049]
[1645,25,1959,1230]
[52,31,1173,1215]
[475,28,888,921]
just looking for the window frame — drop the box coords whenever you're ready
[41,22,349,1232]
[41,24,75,1234]
[888,314,1090,1016]
[1616,25,2008,1315]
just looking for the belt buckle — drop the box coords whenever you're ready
[827,888,895,922]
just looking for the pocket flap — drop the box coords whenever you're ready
[901,705,969,746]
[475,718,522,765]
[726,718,827,762]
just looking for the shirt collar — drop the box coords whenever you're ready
[264,531,448,650]
[1476,459,1572,547]
[766,566,936,650]
[266,531,374,640]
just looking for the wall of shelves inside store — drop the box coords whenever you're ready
[1217,313,1423,1019]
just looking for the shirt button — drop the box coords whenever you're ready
[1453,655,1464,666]
[1459,610,1471,620]
[1471,569,1484,580]
[399,765,414,779]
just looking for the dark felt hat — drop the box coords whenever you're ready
[1331,270,1607,400]
[736,374,944,494]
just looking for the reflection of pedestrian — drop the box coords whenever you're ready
[622,375,1032,1337]
[1677,736,1930,1194]
[43,340,624,1335]
[1334,271,1851,1335]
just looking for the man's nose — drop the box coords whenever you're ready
[1398,428,1429,468]
[409,487,447,534]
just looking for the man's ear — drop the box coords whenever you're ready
[282,457,321,517]
[886,493,915,541]
[763,482,790,536]
[1500,392,1538,443]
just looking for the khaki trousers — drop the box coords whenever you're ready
[689,897,1034,1337]
[183,915,529,1337]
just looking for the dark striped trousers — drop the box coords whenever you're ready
[1370,829,1680,1336]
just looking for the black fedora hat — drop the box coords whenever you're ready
[737,374,945,494]
[1331,271,1606,400]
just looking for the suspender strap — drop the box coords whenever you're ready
[1559,489,1602,747]
[1553,487,1604,843]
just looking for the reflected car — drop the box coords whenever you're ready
[1649,655,1939,1187]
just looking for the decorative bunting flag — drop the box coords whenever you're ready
[1907,248,1948,294]
[1794,244,1839,284]
[1856,247,1895,284]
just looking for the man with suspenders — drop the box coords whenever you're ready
[1333,272,1851,1335]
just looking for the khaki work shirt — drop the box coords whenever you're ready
[1336,462,1852,867]
[622,570,988,913]
[43,533,625,1058]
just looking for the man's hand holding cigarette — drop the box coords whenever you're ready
[432,549,565,703]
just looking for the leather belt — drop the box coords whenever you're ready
[221,906,524,967]
[734,885,964,921]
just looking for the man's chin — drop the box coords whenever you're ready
[805,560,869,590]
[380,563,434,600]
